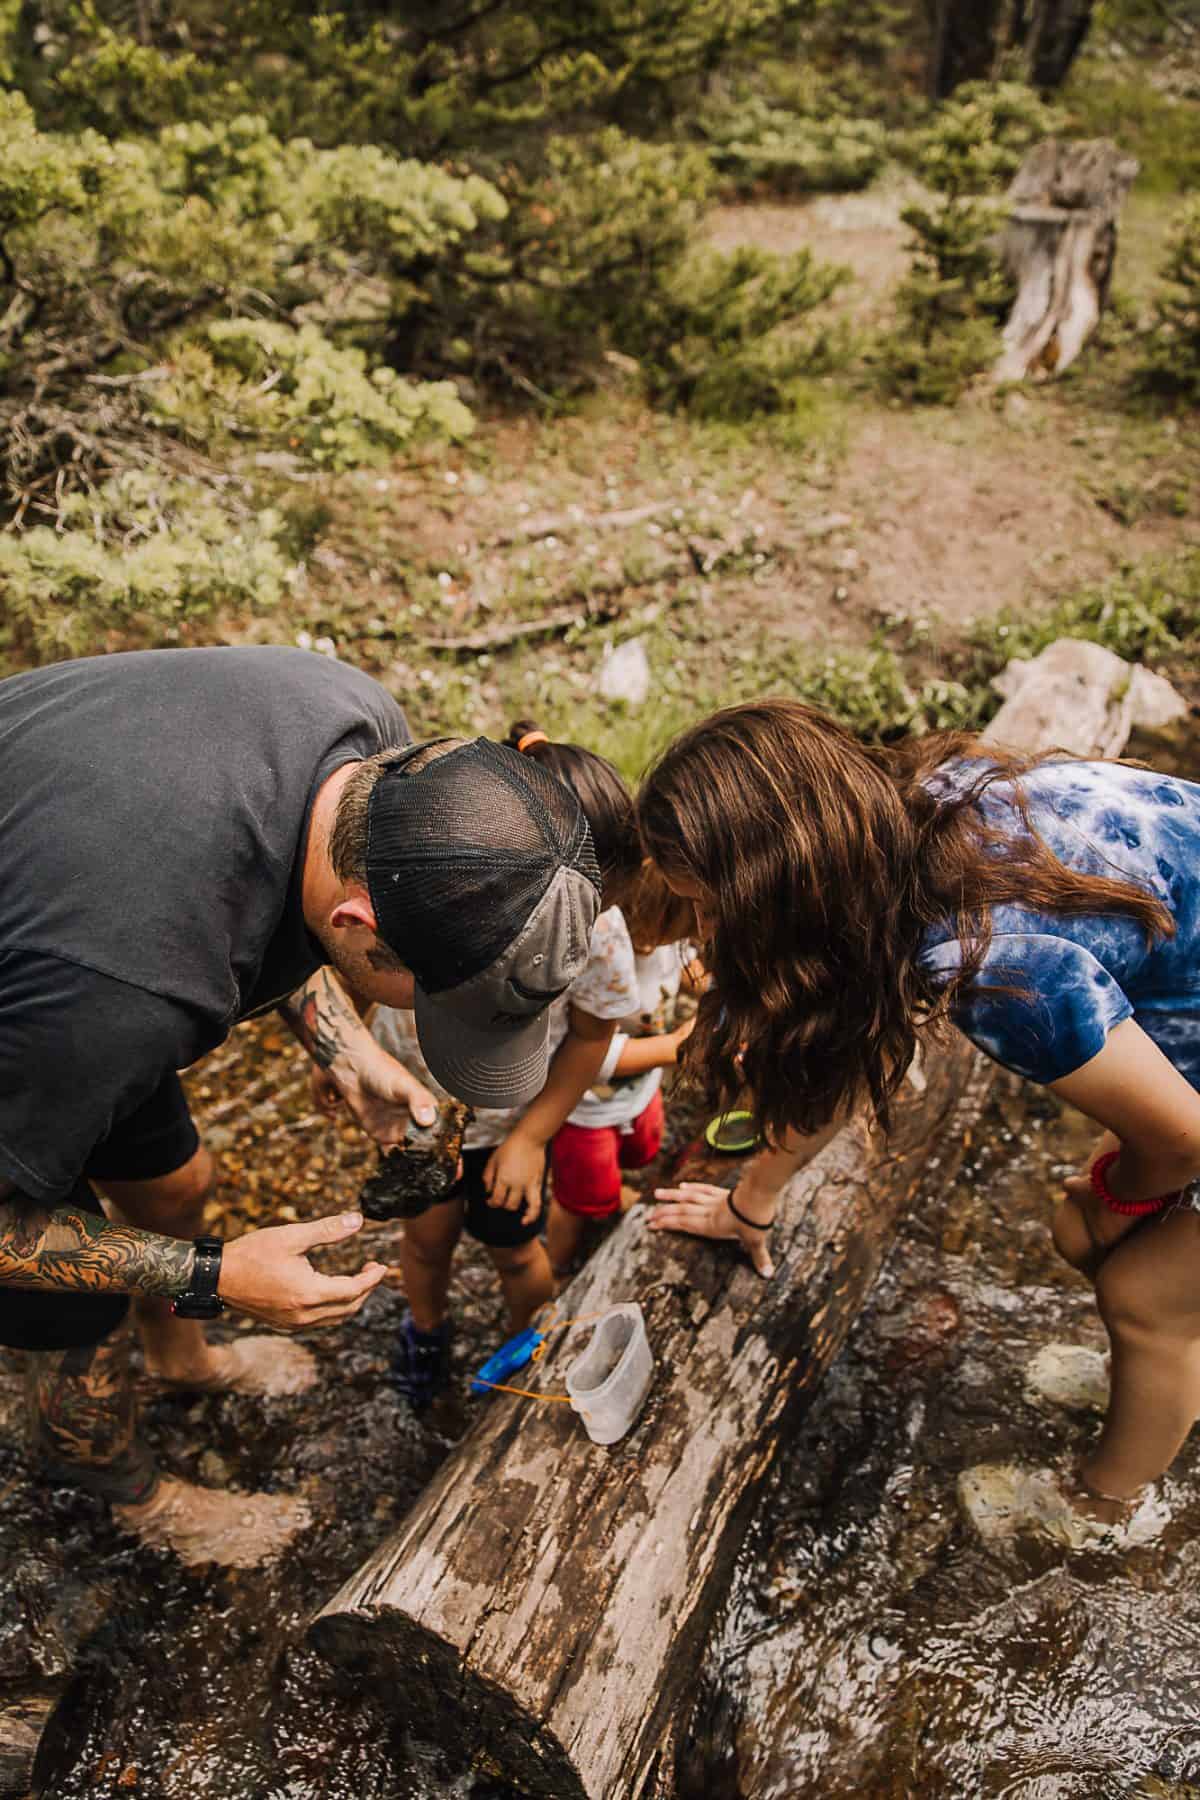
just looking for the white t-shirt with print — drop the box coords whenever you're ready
[371,907,642,1151]
[567,939,693,1132]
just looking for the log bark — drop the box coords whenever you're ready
[994,137,1139,383]
[310,640,1175,1800]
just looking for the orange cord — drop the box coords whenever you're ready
[473,1307,617,1404]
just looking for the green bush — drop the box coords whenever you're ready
[966,547,1200,676]
[876,82,1059,403]
[904,81,1064,197]
[154,321,474,468]
[1138,200,1200,404]
[392,127,844,413]
[0,98,501,520]
[698,97,886,195]
[624,242,848,414]
[0,473,297,663]
[25,0,819,155]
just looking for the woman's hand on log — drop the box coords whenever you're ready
[219,1212,388,1328]
[649,1181,777,1279]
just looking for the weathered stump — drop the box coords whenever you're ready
[310,640,1177,1800]
[994,138,1139,383]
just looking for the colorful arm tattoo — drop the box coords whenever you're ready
[0,1190,195,1299]
[279,967,363,1072]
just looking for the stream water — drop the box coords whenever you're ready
[4,730,1200,1798]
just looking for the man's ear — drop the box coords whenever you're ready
[329,889,379,935]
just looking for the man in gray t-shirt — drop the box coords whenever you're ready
[0,647,600,1564]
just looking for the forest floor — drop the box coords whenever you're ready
[270,170,1198,776]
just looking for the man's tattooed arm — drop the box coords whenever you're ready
[0,1188,195,1298]
[280,970,435,1146]
[279,967,370,1072]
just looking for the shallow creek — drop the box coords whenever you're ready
[3,739,1200,1797]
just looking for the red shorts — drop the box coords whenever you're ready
[550,1088,664,1219]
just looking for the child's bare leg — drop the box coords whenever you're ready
[1086,1207,1200,1502]
[489,1238,555,1333]
[546,1199,586,1281]
[402,1199,464,1331]
[1052,1193,1104,1280]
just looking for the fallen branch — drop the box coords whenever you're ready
[490,500,679,548]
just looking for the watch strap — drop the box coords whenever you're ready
[171,1235,225,1316]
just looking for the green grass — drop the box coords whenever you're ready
[1062,63,1200,197]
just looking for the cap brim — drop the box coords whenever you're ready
[412,982,552,1111]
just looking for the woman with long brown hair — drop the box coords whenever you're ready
[638,698,1200,1546]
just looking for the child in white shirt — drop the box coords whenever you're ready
[372,721,644,1408]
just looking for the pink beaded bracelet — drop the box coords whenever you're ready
[1090,1149,1179,1218]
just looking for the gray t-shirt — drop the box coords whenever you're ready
[0,646,408,1200]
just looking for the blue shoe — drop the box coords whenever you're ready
[391,1313,452,1411]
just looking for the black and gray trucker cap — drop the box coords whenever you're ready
[365,738,602,1109]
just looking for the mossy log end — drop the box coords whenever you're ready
[311,640,1169,1800]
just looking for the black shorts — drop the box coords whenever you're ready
[2,1074,200,1352]
[428,1146,546,1250]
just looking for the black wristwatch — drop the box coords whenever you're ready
[171,1236,226,1319]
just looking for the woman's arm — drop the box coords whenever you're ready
[485,1006,616,1221]
[1050,1016,1200,1257]
[650,1119,844,1279]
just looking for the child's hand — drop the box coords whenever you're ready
[484,1130,547,1224]
[668,1015,696,1058]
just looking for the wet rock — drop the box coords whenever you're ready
[880,1289,962,1369]
[1024,1342,1109,1414]
[0,1698,52,1797]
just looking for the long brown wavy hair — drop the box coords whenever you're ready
[636,699,1173,1143]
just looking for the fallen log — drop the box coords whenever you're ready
[310,639,1175,1800]
[994,138,1138,383]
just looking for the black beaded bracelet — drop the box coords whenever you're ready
[725,1189,774,1231]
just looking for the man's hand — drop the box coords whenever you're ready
[328,1042,438,1145]
[281,968,437,1145]
[484,1130,547,1224]
[650,1179,777,1278]
[219,1211,387,1328]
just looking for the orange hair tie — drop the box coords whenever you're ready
[516,730,549,753]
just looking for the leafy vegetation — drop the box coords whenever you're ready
[0,0,1196,770]
[878,82,1064,403]
[697,95,886,195]
[1138,199,1200,402]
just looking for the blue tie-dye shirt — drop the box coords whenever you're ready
[919,759,1200,1089]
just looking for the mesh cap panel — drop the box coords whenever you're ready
[366,738,600,994]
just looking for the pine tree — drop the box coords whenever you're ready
[1140,200,1200,404]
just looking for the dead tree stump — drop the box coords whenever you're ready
[995,138,1139,382]
[310,641,1177,1800]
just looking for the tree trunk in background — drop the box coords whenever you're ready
[929,0,1011,95]
[930,0,1094,94]
[1026,0,1096,86]
[994,138,1139,382]
[309,642,1183,1800]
